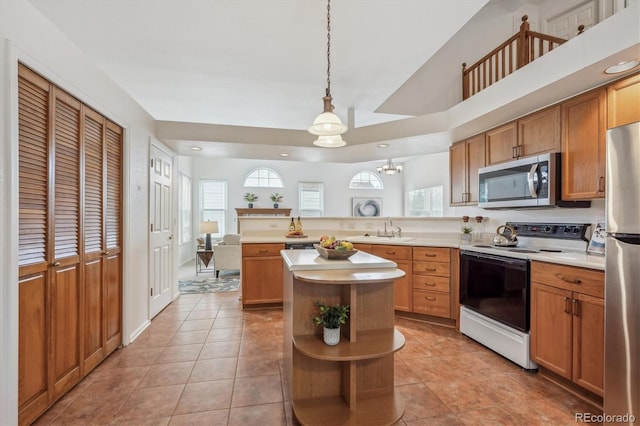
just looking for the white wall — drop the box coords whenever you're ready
[0,2,165,423]
[177,156,194,265]
[189,157,404,238]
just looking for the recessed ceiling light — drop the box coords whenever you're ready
[279,153,289,157]
[378,144,389,148]
[190,146,202,151]
[604,60,640,74]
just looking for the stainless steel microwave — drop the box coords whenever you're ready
[478,153,559,209]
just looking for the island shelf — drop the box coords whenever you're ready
[281,249,406,426]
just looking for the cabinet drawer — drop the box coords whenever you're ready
[412,247,450,263]
[413,261,450,277]
[531,261,604,298]
[413,275,450,293]
[242,243,285,257]
[371,245,412,261]
[413,290,451,318]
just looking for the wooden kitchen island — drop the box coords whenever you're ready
[281,250,406,426]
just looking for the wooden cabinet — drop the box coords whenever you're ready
[561,87,607,200]
[17,64,123,425]
[530,262,604,396]
[518,106,562,158]
[412,247,451,319]
[449,134,485,205]
[283,262,405,425]
[607,72,640,129]
[241,243,285,308]
[371,245,413,312]
[486,107,561,165]
[486,122,518,165]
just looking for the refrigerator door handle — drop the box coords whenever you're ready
[606,233,640,245]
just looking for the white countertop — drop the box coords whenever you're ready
[281,249,397,271]
[243,235,605,271]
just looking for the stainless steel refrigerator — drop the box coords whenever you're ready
[605,121,639,424]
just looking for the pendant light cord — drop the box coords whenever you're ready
[326,0,332,97]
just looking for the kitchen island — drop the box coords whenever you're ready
[281,249,406,426]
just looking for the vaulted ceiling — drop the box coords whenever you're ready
[28,0,638,164]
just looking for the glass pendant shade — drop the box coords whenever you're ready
[309,111,348,136]
[377,159,403,175]
[313,134,347,148]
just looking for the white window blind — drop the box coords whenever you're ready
[179,174,192,244]
[200,180,227,237]
[349,171,383,189]
[299,182,323,217]
[244,167,284,187]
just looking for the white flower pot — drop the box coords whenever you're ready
[323,327,341,345]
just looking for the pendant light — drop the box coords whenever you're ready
[309,0,348,146]
[377,159,403,175]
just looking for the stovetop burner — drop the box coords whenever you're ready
[466,222,590,259]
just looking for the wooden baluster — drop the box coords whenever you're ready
[462,63,468,100]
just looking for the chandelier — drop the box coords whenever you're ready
[309,0,347,148]
[377,159,403,175]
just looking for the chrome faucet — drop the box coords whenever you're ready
[379,217,395,237]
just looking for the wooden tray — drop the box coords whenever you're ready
[314,244,358,260]
[285,234,307,238]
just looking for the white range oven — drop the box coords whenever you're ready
[459,222,590,370]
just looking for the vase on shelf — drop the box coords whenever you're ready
[273,203,279,208]
[323,327,340,345]
[248,203,253,208]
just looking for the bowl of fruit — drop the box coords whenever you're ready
[314,236,358,260]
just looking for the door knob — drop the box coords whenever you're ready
[52,261,60,267]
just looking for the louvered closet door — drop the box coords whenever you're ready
[104,121,123,354]
[82,107,105,373]
[17,65,51,425]
[50,87,82,399]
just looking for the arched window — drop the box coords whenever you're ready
[243,167,284,188]
[349,171,383,189]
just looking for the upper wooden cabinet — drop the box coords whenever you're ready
[486,107,561,165]
[449,134,486,206]
[486,122,517,165]
[518,106,562,158]
[561,87,607,200]
[607,72,640,129]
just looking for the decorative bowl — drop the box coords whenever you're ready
[314,244,358,260]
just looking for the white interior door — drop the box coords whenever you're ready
[149,144,174,318]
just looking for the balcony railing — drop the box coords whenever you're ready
[462,15,584,100]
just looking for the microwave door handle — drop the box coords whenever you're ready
[528,163,539,198]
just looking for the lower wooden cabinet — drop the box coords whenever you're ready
[412,247,451,318]
[241,243,285,308]
[530,261,604,396]
[371,245,413,312]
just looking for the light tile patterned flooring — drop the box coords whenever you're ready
[34,265,601,425]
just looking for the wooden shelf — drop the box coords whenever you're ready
[293,329,405,361]
[235,208,291,216]
[293,393,404,426]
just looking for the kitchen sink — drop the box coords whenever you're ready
[353,235,415,242]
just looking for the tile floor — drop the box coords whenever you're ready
[34,263,602,426]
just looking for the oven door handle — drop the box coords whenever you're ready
[528,163,539,198]
[461,251,529,268]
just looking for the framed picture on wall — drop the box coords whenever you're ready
[587,221,606,255]
[352,198,382,217]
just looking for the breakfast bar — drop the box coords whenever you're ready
[281,249,406,426]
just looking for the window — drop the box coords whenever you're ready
[299,182,324,217]
[200,180,227,238]
[179,174,192,244]
[407,185,444,217]
[244,167,284,188]
[349,171,383,189]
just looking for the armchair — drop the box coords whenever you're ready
[213,234,241,278]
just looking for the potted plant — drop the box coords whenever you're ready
[313,301,349,345]
[244,192,258,208]
[461,226,473,243]
[270,193,283,208]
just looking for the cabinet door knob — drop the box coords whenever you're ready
[52,261,60,267]
[103,251,110,256]
[564,297,570,314]
[573,299,580,316]
[559,275,581,284]
[425,268,436,272]
[423,253,436,258]
[424,282,436,287]
[597,176,605,193]
[425,296,436,301]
